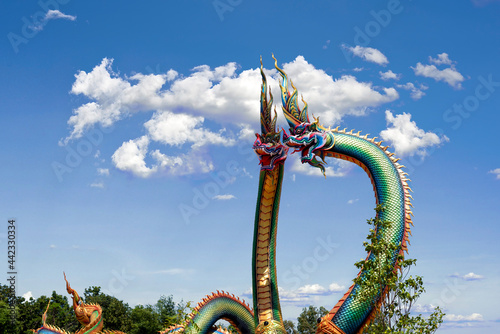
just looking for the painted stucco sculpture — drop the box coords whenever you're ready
[34,56,412,334]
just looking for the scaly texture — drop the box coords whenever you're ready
[251,59,288,334]
[276,59,412,334]
[161,291,255,334]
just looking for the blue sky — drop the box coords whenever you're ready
[1,0,500,332]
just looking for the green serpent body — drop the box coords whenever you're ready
[251,166,286,333]
[316,130,412,334]
[184,292,255,334]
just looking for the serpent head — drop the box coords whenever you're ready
[282,118,334,175]
[255,320,287,334]
[253,132,288,170]
[254,57,288,169]
[272,55,333,176]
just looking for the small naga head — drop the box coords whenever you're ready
[272,55,334,176]
[256,320,287,334]
[64,272,98,328]
[253,57,289,170]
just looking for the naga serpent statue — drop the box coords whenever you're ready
[34,56,412,334]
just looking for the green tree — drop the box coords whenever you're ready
[155,295,177,328]
[353,205,444,333]
[18,293,79,334]
[130,304,161,334]
[0,284,20,333]
[283,319,298,334]
[297,306,328,334]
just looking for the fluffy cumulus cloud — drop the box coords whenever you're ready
[22,291,34,300]
[489,168,500,179]
[412,53,464,89]
[343,45,389,65]
[111,136,156,178]
[281,56,398,125]
[396,82,428,100]
[65,56,400,177]
[278,283,345,303]
[429,53,453,66]
[379,70,401,81]
[111,135,215,178]
[243,282,345,304]
[145,111,235,147]
[380,111,449,157]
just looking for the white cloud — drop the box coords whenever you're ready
[23,291,33,300]
[328,282,345,292]
[412,54,464,89]
[282,56,398,125]
[343,45,389,65]
[444,313,484,322]
[97,168,109,176]
[277,282,345,303]
[488,168,500,179]
[151,148,214,176]
[463,272,484,280]
[414,304,439,313]
[112,136,156,178]
[353,67,364,72]
[64,56,401,179]
[145,111,235,148]
[451,272,485,281]
[50,244,56,249]
[290,156,353,177]
[396,82,428,100]
[45,10,76,21]
[213,194,236,200]
[297,284,327,295]
[380,110,449,157]
[65,56,399,144]
[380,70,401,81]
[90,182,104,189]
[32,10,76,31]
[111,135,215,178]
[429,53,453,66]
[347,199,359,204]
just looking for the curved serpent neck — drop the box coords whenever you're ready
[320,131,412,334]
